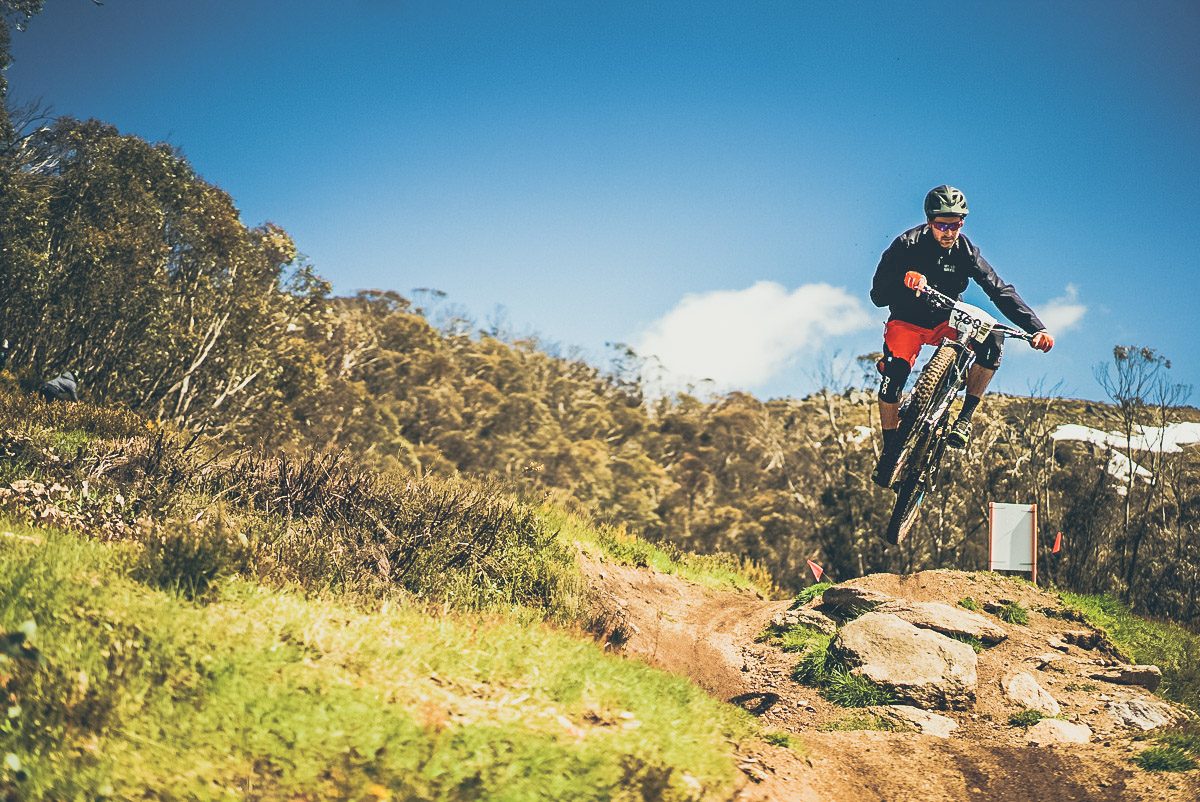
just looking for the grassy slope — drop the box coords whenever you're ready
[1059,591,1200,712]
[0,391,766,799]
[0,519,757,799]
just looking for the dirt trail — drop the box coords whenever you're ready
[579,550,1199,802]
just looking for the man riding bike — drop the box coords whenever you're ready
[870,185,1054,488]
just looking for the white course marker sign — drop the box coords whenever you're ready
[989,502,1037,584]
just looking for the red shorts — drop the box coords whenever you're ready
[883,320,959,366]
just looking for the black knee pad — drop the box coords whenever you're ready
[878,356,912,403]
[972,330,1004,370]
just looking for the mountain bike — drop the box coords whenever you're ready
[879,287,1035,545]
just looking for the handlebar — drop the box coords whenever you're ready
[913,285,1035,342]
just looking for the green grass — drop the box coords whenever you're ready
[816,714,897,733]
[1008,708,1049,727]
[790,631,837,686]
[1060,591,1200,711]
[783,630,895,708]
[776,625,831,654]
[0,521,755,800]
[793,582,832,607]
[1063,682,1100,693]
[547,507,774,596]
[998,602,1029,625]
[958,597,981,612]
[1133,723,1200,773]
[1132,746,1197,772]
[762,730,807,752]
[947,633,985,653]
[822,668,896,707]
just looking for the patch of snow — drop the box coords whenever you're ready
[1052,422,1200,493]
[1106,451,1152,492]
[847,425,874,445]
[1052,422,1200,454]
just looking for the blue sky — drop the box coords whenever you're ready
[8,0,1199,402]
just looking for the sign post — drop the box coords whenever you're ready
[989,502,1037,585]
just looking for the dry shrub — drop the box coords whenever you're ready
[203,451,582,614]
[133,513,254,600]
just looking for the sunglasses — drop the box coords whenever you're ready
[931,220,964,233]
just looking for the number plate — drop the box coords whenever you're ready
[949,303,997,343]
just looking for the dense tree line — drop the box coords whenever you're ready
[1,6,1197,622]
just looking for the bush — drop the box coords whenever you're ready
[200,453,586,618]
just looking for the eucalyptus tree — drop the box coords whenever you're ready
[0,117,329,440]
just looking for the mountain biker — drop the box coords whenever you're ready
[870,185,1054,488]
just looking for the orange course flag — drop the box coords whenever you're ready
[807,560,824,582]
[1052,532,1062,554]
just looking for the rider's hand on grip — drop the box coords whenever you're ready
[1031,331,1054,352]
[904,271,927,293]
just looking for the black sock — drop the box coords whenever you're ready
[882,428,899,451]
[958,394,981,421]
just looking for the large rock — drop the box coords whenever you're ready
[1089,664,1162,692]
[869,705,958,738]
[1062,629,1101,649]
[1107,698,1172,731]
[876,600,1009,645]
[830,612,977,710]
[817,585,895,616]
[1001,672,1061,716]
[1027,719,1092,745]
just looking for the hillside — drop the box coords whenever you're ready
[1,111,1197,623]
[583,555,1200,801]
[0,387,1199,798]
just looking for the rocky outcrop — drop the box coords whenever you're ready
[1107,698,1172,731]
[875,600,1009,645]
[1026,719,1092,745]
[830,612,977,710]
[1089,664,1162,692]
[816,586,893,616]
[1001,672,1060,716]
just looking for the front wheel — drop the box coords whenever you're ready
[882,344,958,543]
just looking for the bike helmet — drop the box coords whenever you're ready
[924,185,969,218]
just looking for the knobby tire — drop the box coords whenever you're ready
[885,345,957,545]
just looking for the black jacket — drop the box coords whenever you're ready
[870,224,1045,333]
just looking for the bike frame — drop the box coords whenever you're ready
[884,286,1034,544]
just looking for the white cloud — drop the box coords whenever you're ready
[633,281,871,392]
[1038,283,1086,334]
